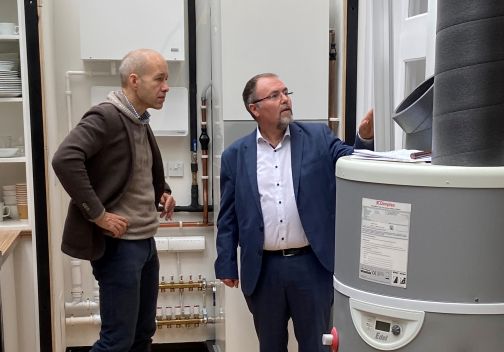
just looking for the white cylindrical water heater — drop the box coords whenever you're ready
[331,157,504,351]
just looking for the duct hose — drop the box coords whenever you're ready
[432,0,504,166]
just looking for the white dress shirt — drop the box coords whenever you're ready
[256,127,309,250]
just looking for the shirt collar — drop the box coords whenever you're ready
[137,111,151,124]
[120,90,151,125]
[256,125,291,146]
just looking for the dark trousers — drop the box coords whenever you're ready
[90,236,159,352]
[245,249,333,352]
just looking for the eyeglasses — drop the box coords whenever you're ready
[251,89,293,104]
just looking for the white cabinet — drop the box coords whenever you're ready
[0,0,33,230]
[213,0,330,121]
[79,0,185,61]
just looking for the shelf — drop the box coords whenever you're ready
[0,34,20,41]
[0,156,26,163]
[0,219,29,230]
[0,97,22,103]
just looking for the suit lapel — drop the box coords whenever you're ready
[290,123,303,200]
[243,131,263,216]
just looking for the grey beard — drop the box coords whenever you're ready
[278,114,293,129]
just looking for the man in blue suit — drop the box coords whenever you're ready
[215,73,374,351]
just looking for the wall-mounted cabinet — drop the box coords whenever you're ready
[79,0,185,61]
[215,0,329,121]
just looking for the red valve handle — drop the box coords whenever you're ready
[331,327,339,352]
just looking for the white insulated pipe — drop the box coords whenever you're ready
[65,62,116,132]
[64,299,99,315]
[93,279,100,303]
[67,260,99,315]
[66,314,101,326]
[70,259,83,302]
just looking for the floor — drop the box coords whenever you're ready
[66,341,214,352]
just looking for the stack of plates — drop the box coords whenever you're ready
[16,183,28,219]
[0,53,21,98]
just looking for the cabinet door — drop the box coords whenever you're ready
[79,0,185,60]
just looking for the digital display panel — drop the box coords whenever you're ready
[375,320,391,332]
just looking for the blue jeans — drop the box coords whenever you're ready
[90,236,159,352]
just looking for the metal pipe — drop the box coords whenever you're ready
[155,315,218,327]
[172,2,215,218]
[66,315,218,327]
[158,277,215,292]
[159,281,206,291]
[157,317,205,326]
[172,84,214,219]
[328,29,339,135]
[200,90,211,224]
[159,221,213,228]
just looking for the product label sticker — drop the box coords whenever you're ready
[359,198,411,288]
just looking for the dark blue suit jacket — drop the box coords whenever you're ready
[215,122,371,295]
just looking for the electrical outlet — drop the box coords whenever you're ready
[167,160,184,177]
[167,236,205,251]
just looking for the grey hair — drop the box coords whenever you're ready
[118,48,160,87]
[242,73,278,118]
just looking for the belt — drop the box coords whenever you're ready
[264,246,311,257]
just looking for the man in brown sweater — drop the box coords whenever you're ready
[53,48,175,352]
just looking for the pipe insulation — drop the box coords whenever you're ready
[70,259,83,302]
[432,0,504,166]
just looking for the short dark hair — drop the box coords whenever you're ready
[242,73,277,118]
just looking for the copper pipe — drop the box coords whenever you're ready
[200,94,210,224]
[156,317,205,327]
[202,152,209,224]
[328,29,339,135]
[159,282,206,291]
[171,87,212,224]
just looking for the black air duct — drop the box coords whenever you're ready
[432,0,504,166]
[393,76,433,152]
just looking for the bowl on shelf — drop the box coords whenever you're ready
[0,147,19,157]
[2,195,16,205]
[2,190,15,196]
